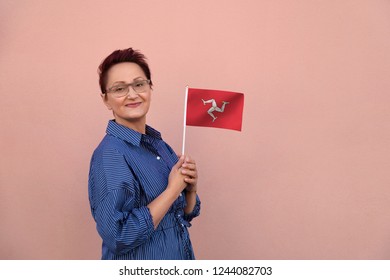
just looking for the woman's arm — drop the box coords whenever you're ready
[149,155,200,224]
[180,156,199,214]
[147,156,188,228]
[89,148,155,255]
[89,152,195,254]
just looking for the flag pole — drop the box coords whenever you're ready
[181,86,189,155]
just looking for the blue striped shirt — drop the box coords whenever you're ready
[88,120,201,260]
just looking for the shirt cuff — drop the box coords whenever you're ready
[138,205,155,237]
[183,194,201,222]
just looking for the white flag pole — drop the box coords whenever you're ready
[181,86,189,155]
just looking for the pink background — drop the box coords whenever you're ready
[1,0,390,259]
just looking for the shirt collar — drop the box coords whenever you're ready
[106,120,162,146]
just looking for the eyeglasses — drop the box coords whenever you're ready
[105,79,151,98]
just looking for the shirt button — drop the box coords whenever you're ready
[156,156,161,160]
[179,193,182,197]
[181,224,184,227]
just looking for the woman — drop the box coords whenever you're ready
[88,48,201,260]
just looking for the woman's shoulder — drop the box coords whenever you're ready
[92,134,129,159]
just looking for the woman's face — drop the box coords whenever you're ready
[102,62,152,131]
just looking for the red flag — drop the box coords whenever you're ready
[186,88,244,131]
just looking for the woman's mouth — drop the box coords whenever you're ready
[125,102,142,108]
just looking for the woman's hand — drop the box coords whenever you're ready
[167,155,188,195]
[149,155,199,229]
[180,155,198,193]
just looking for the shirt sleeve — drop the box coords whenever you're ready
[183,193,201,222]
[89,147,155,255]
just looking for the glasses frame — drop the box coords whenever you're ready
[105,79,151,98]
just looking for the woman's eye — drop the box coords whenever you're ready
[114,87,125,92]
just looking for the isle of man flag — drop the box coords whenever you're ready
[185,88,244,131]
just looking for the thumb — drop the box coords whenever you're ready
[175,155,185,168]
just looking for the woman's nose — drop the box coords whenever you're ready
[126,88,139,99]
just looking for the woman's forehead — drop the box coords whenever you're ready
[106,62,145,84]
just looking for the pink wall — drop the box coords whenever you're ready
[1,0,390,259]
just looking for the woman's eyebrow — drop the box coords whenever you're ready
[111,77,144,85]
[111,81,127,85]
[109,77,146,88]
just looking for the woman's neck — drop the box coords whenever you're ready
[115,118,146,134]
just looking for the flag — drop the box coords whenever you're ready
[185,87,244,131]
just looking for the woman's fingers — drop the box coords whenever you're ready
[184,177,197,184]
[182,162,196,170]
[181,169,197,178]
[181,156,196,171]
[177,155,198,186]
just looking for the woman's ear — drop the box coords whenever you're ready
[101,93,112,110]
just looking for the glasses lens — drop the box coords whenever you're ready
[109,85,129,97]
[132,80,149,93]
[108,80,149,97]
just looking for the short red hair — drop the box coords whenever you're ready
[98,48,153,93]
